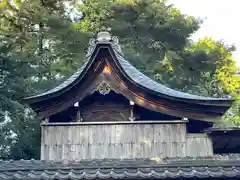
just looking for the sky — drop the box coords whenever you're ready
[168,0,240,66]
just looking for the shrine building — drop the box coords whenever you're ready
[1,28,240,180]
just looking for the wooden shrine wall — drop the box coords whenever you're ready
[41,122,213,161]
[186,133,213,156]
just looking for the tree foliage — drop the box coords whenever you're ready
[78,0,239,120]
[0,0,88,159]
[0,0,239,160]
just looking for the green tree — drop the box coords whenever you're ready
[185,38,239,123]
[78,0,238,96]
[182,38,238,96]
[77,0,239,121]
[0,0,239,160]
[0,36,41,159]
[78,0,200,76]
[0,0,88,159]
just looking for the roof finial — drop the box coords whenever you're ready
[86,27,123,57]
[96,26,112,42]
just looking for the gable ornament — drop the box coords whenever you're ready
[86,27,123,57]
[97,81,111,95]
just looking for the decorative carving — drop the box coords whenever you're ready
[97,81,111,95]
[111,36,123,55]
[86,27,124,57]
[96,27,112,42]
[85,72,120,96]
[86,38,96,57]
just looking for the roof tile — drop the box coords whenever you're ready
[0,156,240,179]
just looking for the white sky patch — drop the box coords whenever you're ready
[168,0,240,66]
[63,0,83,22]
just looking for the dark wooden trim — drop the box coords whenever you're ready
[205,127,240,134]
[207,129,240,134]
[41,120,188,126]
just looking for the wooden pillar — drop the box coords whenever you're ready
[129,100,135,121]
[44,117,49,123]
[74,102,82,122]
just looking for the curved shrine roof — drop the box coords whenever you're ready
[24,29,233,103]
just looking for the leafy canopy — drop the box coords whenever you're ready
[0,0,239,160]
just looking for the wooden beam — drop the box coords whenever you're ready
[41,120,188,126]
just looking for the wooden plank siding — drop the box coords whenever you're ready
[186,133,213,156]
[41,122,213,161]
